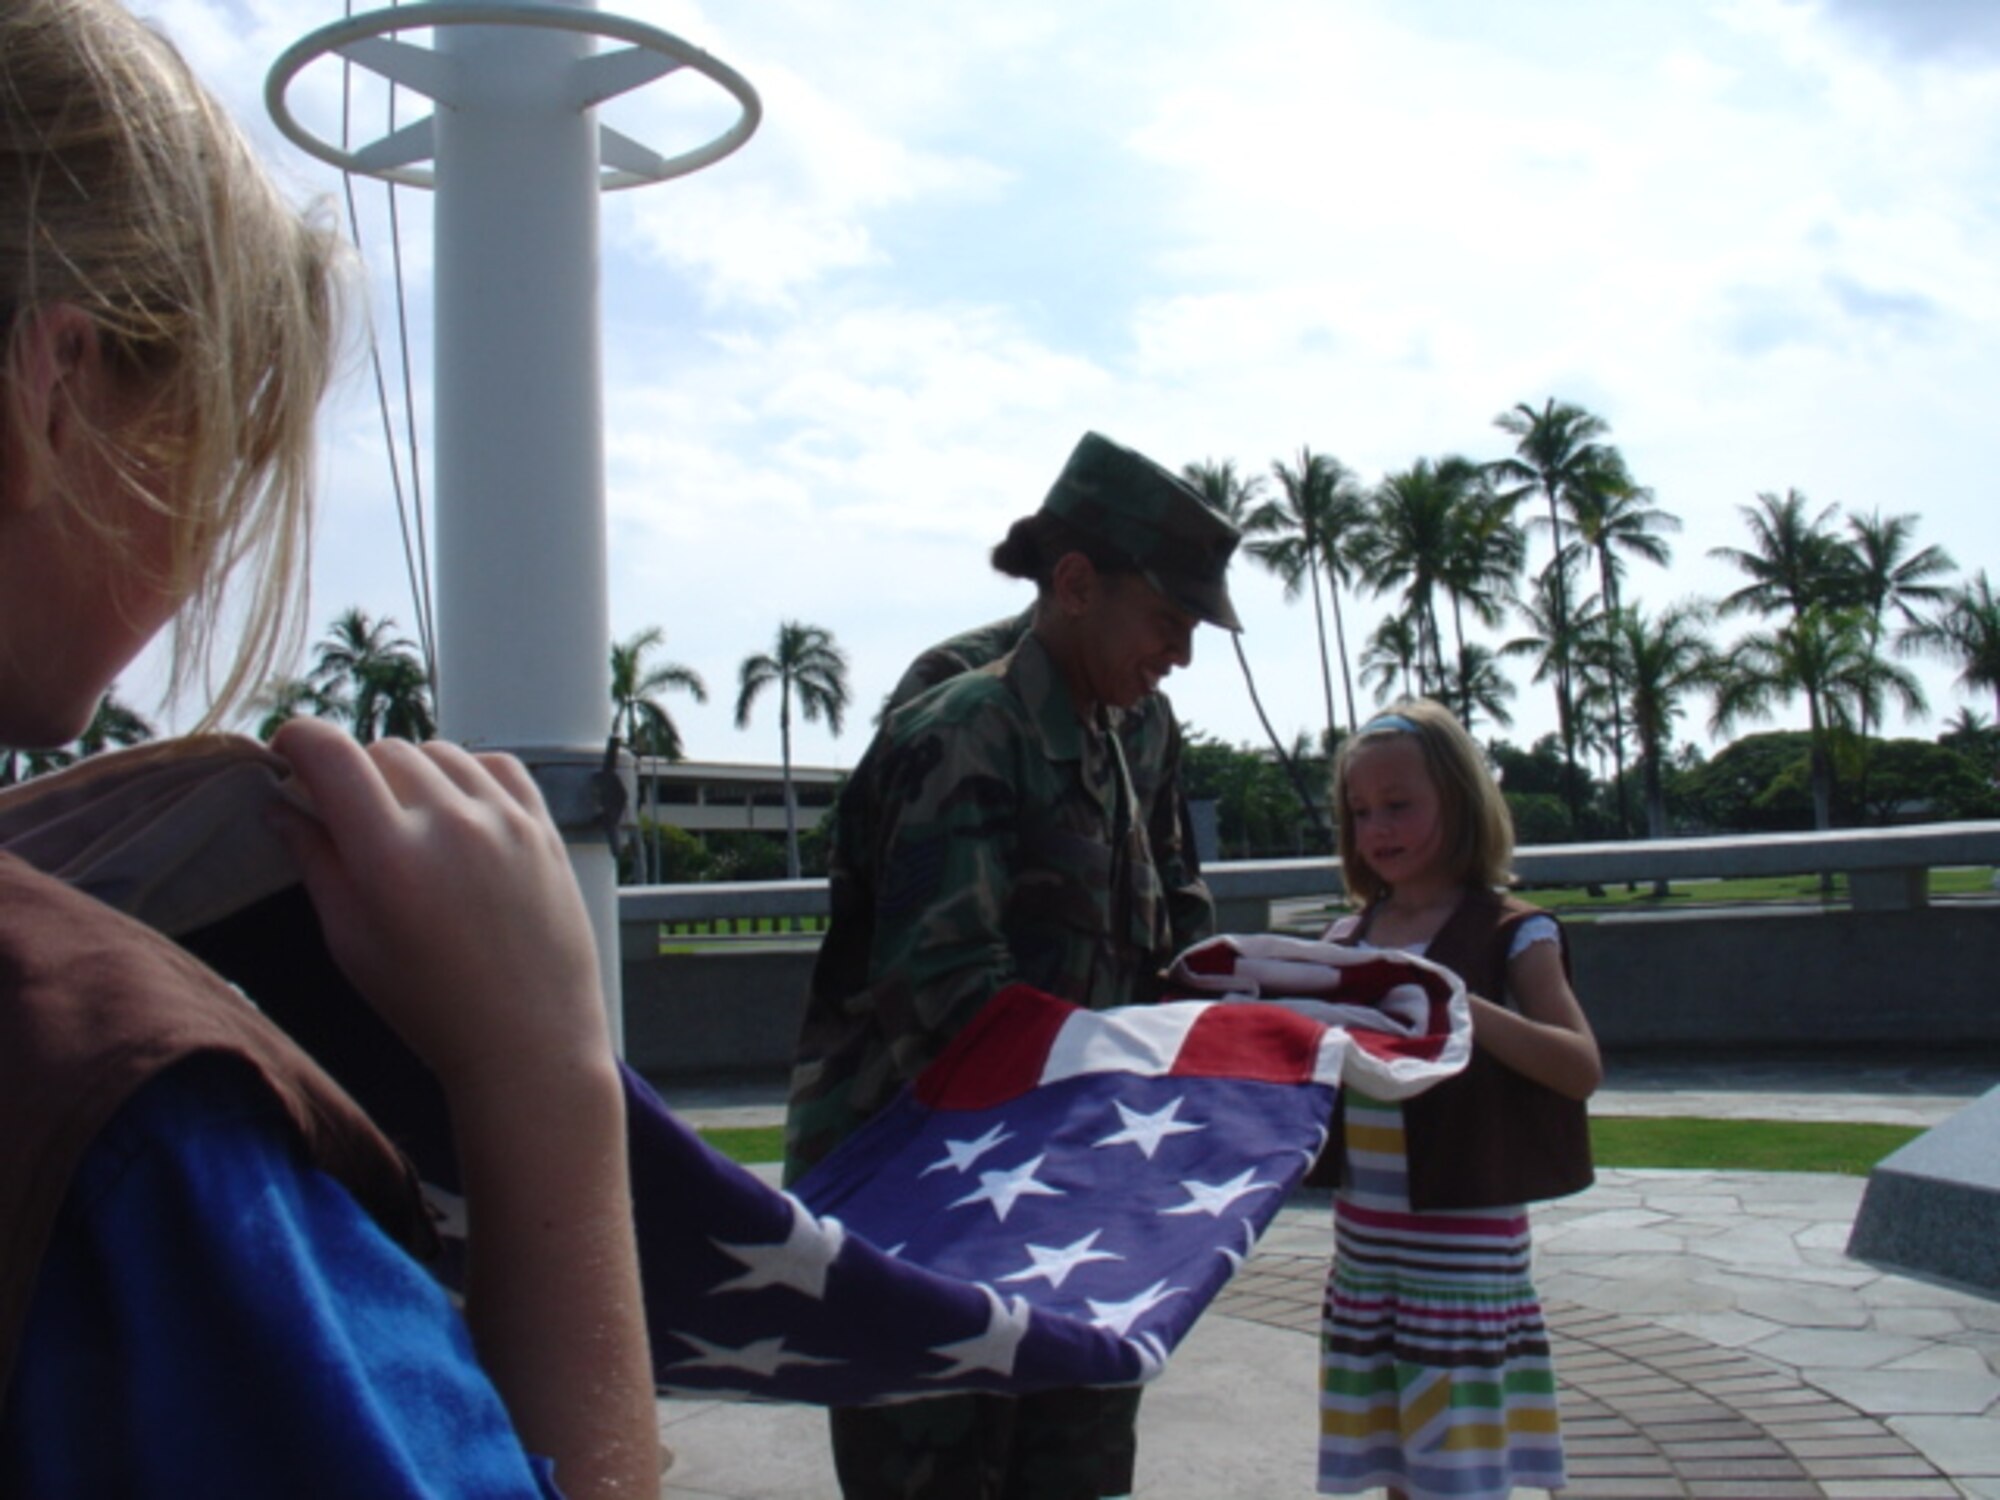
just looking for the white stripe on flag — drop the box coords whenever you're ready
[1039,1001,1208,1085]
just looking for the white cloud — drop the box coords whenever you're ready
[119,0,2000,760]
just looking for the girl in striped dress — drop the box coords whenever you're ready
[1317,702,1602,1499]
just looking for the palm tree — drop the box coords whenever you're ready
[1492,398,1615,805]
[1438,642,1516,738]
[1502,557,1603,831]
[1838,510,1954,803]
[1436,468,1524,726]
[311,607,433,744]
[1562,449,1679,835]
[612,626,708,883]
[1354,459,1456,695]
[1712,606,1925,831]
[1709,489,1851,625]
[251,674,347,741]
[1588,602,1720,842]
[736,621,850,880]
[358,655,437,743]
[1183,459,1331,847]
[1251,448,1369,741]
[1360,612,1424,707]
[1,691,154,784]
[1901,570,2000,722]
[612,627,707,762]
[74,694,155,756]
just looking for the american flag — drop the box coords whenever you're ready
[627,943,1469,1404]
[2,740,1471,1403]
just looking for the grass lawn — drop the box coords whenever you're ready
[695,1116,1923,1176]
[1520,866,1994,915]
[1586,1116,1920,1176]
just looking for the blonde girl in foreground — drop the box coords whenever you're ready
[1318,701,1601,1500]
[0,2,653,1493]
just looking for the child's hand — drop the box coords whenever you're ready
[267,717,607,1094]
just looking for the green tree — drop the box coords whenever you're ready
[1900,570,2000,723]
[73,693,156,757]
[1587,602,1720,842]
[1711,606,1925,830]
[1939,705,1999,776]
[251,675,346,741]
[1561,449,1679,835]
[1709,488,1851,625]
[1,691,154,785]
[1489,734,1587,843]
[1251,448,1369,741]
[1437,642,1516,738]
[311,607,434,744]
[1436,466,1524,727]
[735,621,850,881]
[1355,456,1493,700]
[612,627,707,761]
[612,626,708,883]
[1844,738,2000,825]
[1492,398,1615,811]
[1180,732,1311,858]
[1359,612,1424,708]
[1837,510,1954,804]
[1183,458,1332,847]
[1678,730,1817,832]
[1501,557,1602,830]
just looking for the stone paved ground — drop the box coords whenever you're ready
[1219,1250,1963,1498]
[657,1067,2000,1497]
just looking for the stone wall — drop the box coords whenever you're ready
[623,903,2000,1084]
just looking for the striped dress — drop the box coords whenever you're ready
[1318,929,1566,1499]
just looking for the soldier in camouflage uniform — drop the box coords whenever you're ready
[887,611,1214,957]
[785,431,1242,1500]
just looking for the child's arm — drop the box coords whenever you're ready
[269,718,656,1499]
[1467,937,1602,1101]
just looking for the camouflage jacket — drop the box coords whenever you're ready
[886,609,1214,955]
[785,630,1182,1179]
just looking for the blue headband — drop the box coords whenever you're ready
[1359,713,1418,734]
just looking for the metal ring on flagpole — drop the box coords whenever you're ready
[266,1,761,190]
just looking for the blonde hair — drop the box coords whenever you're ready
[1,0,341,726]
[1332,697,1515,906]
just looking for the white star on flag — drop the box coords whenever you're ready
[1092,1096,1204,1159]
[674,1333,842,1379]
[928,1286,1033,1379]
[1218,1217,1260,1272]
[921,1122,1016,1177]
[999,1229,1124,1290]
[1161,1167,1277,1218]
[1088,1279,1184,1337]
[950,1153,1064,1222]
[711,1194,845,1299]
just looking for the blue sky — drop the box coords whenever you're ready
[139,0,2000,770]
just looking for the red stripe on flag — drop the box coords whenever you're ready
[1171,1001,1324,1084]
[1348,1027,1447,1063]
[914,983,1074,1111]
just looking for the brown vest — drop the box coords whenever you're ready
[1395,886,1594,1210]
[1311,886,1595,1210]
[0,853,434,1401]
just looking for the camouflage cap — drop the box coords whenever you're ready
[1041,431,1243,631]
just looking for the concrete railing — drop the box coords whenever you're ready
[618,823,2000,1084]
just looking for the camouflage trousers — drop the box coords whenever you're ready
[829,1387,1143,1499]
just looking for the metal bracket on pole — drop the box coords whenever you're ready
[511,743,636,845]
[267,2,761,190]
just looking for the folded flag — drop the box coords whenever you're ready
[632,947,1468,1404]
[1164,932,1474,1085]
